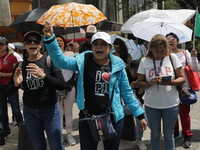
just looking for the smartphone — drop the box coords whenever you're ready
[162,76,172,81]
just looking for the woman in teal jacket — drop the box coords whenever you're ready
[43,23,147,150]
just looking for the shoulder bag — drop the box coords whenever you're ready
[183,50,200,91]
[79,75,118,142]
[169,54,198,105]
[169,55,190,100]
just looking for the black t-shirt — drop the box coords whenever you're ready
[8,56,65,108]
[80,54,111,117]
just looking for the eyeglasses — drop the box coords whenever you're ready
[25,38,41,45]
[86,35,93,39]
[167,38,176,42]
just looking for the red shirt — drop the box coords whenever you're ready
[0,53,18,85]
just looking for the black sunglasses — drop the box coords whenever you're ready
[25,38,41,45]
[86,35,93,39]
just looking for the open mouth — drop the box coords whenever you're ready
[96,51,103,54]
[29,47,37,50]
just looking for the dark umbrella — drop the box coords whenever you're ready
[10,8,79,35]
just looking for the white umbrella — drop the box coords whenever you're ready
[12,42,25,49]
[130,17,193,43]
[110,34,141,60]
[121,9,196,34]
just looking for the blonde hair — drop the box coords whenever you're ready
[146,34,169,58]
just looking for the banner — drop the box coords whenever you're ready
[195,12,200,37]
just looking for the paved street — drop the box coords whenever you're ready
[0,89,200,150]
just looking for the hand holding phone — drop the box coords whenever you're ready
[162,76,172,81]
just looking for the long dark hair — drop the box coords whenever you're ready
[113,38,129,63]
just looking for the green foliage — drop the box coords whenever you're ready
[164,0,181,9]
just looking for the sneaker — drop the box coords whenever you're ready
[174,132,181,140]
[183,136,192,148]
[12,116,17,126]
[136,139,147,150]
[2,130,12,139]
[66,134,76,146]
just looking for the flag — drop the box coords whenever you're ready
[195,12,200,37]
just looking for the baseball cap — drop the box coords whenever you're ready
[23,31,42,41]
[91,32,112,45]
[8,43,15,49]
[86,25,97,34]
[0,37,8,45]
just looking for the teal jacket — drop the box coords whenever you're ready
[44,34,144,123]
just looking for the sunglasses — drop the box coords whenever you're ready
[167,38,176,42]
[25,38,41,45]
[86,35,93,39]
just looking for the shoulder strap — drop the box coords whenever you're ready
[182,50,188,65]
[169,54,177,78]
[46,55,51,68]
[18,61,23,68]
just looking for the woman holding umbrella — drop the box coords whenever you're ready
[166,32,198,148]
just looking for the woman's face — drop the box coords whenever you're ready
[24,36,42,56]
[92,39,111,62]
[129,68,137,78]
[114,44,120,52]
[151,44,167,60]
[0,44,7,53]
[56,37,65,51]
[166,35,179,50]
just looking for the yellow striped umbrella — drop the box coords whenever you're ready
[37,2,107,28]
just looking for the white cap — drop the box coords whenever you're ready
[8,43,15,49]
[86,25,97,33]
[91,32,112,45]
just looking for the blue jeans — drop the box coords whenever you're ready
[0,85,23,131]
[23,103,64,150]
[79,117,124,150]
[145,105,179,150]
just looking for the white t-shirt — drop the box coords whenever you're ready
[61,51,74,82]
[137,53,182,109]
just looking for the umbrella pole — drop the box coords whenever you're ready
[193,7,198,48]
[71,10,75,41]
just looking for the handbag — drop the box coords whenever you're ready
[80,112,117,142]
[169,55,189,100]
[180,89,198,105]
[183,50,200,91]
[79,76,118,142]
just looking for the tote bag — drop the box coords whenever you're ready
[183,50,200,91]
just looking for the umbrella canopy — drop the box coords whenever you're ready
[12,42,25,49]
[130,17,193,43]
[10,8,48,33]
[9,8,79,35]
[37,2,107,27]
[110,34,141,60]
[121,9,196,34]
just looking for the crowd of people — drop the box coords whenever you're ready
[0,21,198,150]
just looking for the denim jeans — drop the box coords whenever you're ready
[145,105,179,150]
[0,85,23,131]
[79,117,124,150]
[23,103,64,150]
